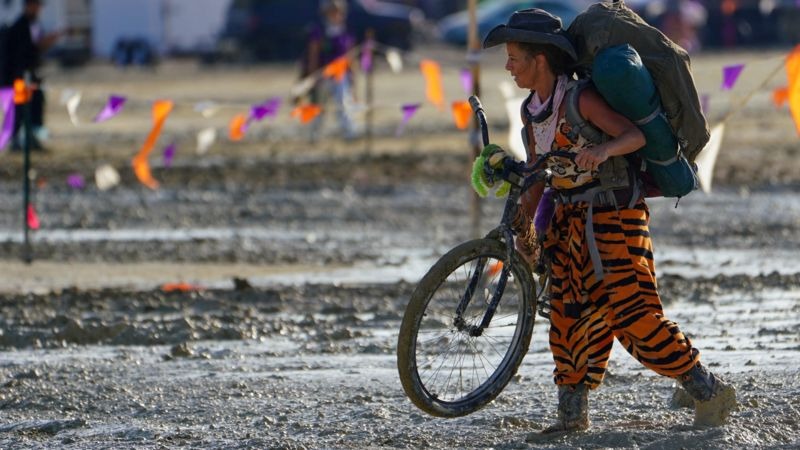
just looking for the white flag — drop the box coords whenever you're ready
[385,49,403,74]
[695,123,726,194]
[95,164,121,191]
[196,127,217,154]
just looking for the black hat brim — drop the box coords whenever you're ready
[483,25,577,61]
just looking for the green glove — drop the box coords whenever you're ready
[471,144,510,198]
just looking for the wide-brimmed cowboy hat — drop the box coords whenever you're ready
[483,8,577,61]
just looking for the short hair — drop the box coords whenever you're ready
[517,42,573,76]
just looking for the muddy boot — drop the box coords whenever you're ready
[678,363,737,427]
[541,383,590,434]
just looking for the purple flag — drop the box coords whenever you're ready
[460,69,473,95]
[250,97,282,122]
[67,173,85,189]
[94,95,127,123]
[361,38,374,73]
[163,142,177,167]
[721,64,745,91]
[0,88,14,151]
[396,103,421,136]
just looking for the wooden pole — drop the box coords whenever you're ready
[364,28,375,154]
[467,0,482,238]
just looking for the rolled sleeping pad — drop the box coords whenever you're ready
[591,44,698,197]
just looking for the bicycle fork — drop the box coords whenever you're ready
[454,193,520,337]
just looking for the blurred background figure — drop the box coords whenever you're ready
[3,0,61,151]
[653,0,708,53]
[303,0,359,141]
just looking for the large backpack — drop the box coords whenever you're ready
[566,0,710,162]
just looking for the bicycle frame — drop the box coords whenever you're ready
[453,96,559,337]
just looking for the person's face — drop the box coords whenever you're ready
[505,42,537,89]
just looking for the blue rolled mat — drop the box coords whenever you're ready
[591,44,697,197]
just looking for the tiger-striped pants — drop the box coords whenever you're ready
[544,199,700,389]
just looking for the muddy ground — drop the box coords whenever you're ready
[0,47,799,448]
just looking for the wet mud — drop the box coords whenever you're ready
[1,51,800,448]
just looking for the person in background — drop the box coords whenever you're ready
[480,8,736,433]
[659,0,707,53]
[4,0,61,151]
[302,0,359,141]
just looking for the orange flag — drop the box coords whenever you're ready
[420,59,444,109]
[13,79,30,105]
[323,57,349,82]
[773,87,789,107]
[161,282,203,293]
[786,44,800,135]
[132,100,173,190]
[291,104,322,124]
[229,113,247,141]
[451,100,472,129]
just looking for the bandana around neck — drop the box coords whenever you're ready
[527,74,568,155]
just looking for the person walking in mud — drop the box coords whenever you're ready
[3,0,61,151]
[300,0,359,141]
[479,9,736,433]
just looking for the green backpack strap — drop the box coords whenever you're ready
[564,79,609,145]
[563,80,639,199]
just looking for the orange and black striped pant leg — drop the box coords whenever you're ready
[544,200,700,389]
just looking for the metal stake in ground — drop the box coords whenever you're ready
[21,72,33,264]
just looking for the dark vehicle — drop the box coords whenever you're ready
[436,0,583,46]
[215,0,424,61]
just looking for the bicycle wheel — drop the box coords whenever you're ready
[397,238,537,418]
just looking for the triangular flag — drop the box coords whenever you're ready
[721,64,745,91]
[66,91,82,126]
[773,87,789,107]
[0,88,14,150]
[395,103,421,136]
[59,89,82,126]
[323,57,349,82]
[694,123,726,194]
[460,69,473,95]
[452,100,472,130]
[67,173,85,189]
[291,104,322,124]
[420,60,444,109]
[95,164,121,191]
[26,204,40,230]
[163,142,177,167]
[132,100,173,190]
[290,77,316,99]
[786,44,800,135]
[385,49,403,73]
[94,95,127,122]
[250,97,282,122]
[196,127,217,154]
[13,79,30,105]
[229,114,247,141]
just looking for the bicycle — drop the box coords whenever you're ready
[397,96,567,418]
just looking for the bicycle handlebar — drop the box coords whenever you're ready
[468,95,490,147]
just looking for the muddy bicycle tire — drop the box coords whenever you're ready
[397,238,537,418]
